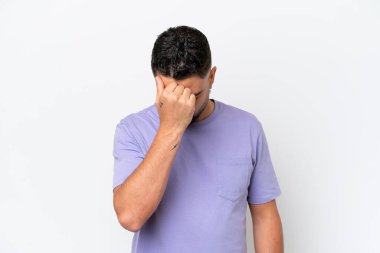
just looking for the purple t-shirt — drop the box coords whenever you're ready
[112,98,281,253]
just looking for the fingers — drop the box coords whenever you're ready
[165,81,178,92]
[182,87,192,98]
[155,74,195,103]
[189,93,196,105]
[155,75,164,105]
[173,84,185,96]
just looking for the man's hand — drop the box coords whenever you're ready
[155,74,196,134]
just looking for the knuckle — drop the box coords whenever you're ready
[169,93,177,100]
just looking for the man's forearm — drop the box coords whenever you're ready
[113,126,183,231]
[252,212,284,253]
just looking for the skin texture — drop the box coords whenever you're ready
[249,200,284,253]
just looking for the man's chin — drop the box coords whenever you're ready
[190,98,209,124]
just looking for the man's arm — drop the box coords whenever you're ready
[113,75,195,232]
[249,199,284,253]
[113,127,183,232]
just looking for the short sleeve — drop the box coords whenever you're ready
[247,122,282,204]
[112,119,145,190]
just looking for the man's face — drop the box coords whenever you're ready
[156,66,216,124]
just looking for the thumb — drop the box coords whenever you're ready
[155,75,164,105]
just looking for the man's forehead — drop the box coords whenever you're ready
[158,74,203,89]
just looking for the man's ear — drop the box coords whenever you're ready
[209,66,217,86]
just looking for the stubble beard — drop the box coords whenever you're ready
[190,96,210,124]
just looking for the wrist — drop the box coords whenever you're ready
[157,126,184,141]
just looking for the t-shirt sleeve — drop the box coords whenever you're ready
[112,119,145,190]
[247,122,282,204]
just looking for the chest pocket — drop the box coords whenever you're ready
[216,157,252,202]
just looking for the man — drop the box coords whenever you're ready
[112,25,284,253]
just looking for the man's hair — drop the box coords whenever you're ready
[151,25,212,80]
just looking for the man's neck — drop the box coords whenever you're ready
[195,99,215,122]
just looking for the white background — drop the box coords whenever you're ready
[1,0,379,252]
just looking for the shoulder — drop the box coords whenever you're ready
[117,103,158,130]
[218,100,263,131]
